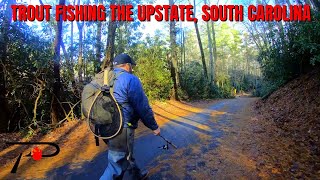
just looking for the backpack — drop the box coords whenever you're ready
[81,67,124,140]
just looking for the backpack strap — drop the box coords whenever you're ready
[103,69,124,86]
[103,69,110,86]
[107,71,124,95]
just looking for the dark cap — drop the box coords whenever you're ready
[113,53,136,66]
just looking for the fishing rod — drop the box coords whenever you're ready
[158,134,178,150]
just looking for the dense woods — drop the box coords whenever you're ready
[0,0,319,135]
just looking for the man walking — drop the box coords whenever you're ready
[100,53,161,180]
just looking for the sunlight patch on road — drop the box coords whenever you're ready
[165,100,204,113]
[196,124,211,131]
[210,110,226,116]
[152,100,227,135]
[153,106,214,133]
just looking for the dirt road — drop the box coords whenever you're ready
[2,97,261,179]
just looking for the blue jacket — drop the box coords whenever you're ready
[112,68,159,130]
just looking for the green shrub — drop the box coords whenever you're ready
[134,56,173,101]
[180,61,233,100]
[257,10,320,96]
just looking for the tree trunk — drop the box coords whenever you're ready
[83,26,87,81]
[101,0,117,69]
[285,0,291,5]
[61,40,69,63]
[69,20,74,80]
[207,23,214,85]
[77,22,84,82]
[243,37,249,82]
[211,21,217,81]
[193,0,208,79]
[169,0,180,100]
[183,30,186,72]
[96,6,102,73]
[0,0,14,132]
[179,21,183,73]
[311,0,320,10]
[205,0,214,85]
[275,0,286,50]
[51,0,65,125]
